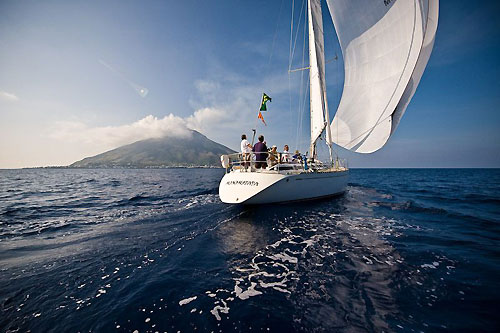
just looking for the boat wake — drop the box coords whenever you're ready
[2,168,498,332]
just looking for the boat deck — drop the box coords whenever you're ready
[221,152,348,176]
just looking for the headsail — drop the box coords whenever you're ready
[308,0,328,156]
[326,0,439,153]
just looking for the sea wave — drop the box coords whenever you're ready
[0,168,499,332]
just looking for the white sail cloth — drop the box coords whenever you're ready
[308,0,328,151]
[326,0,439,153]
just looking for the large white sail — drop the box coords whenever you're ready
[308,0,328,154]
[326,0,439,153]
[391,0,439,133]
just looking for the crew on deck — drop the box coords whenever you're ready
[281,145,290,163]
[268,145,279,167]
[292,150,302,162]
[240,134,252,168]
[252,135,268,169]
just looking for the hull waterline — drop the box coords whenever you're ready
[219,170,348,204]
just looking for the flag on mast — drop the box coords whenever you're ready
[258,111,266,126]
[259,93,272,111]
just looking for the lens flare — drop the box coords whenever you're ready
[99,59,149,98]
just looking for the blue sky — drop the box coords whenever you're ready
[0,0,499,168]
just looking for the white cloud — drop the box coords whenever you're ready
[0,90,19,102]
[186,106,229,132]
[49,114,192,151]
[49,105,238,154]
[49,69,297,157]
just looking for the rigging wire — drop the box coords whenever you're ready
[289,0,306,71]
[337,38,340,147]
[288,0,295,72]
[288,0,295,147]
[267,0,285,71]
[298,70,310,152]
[289,0,307,151]
[254,0,285,141]
[296,0,308,151]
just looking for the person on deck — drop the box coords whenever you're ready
[281,145,290,163]
[252,135,268,169]
[240,134,252,168]
[292,150,302,162]
[268,145,279,167]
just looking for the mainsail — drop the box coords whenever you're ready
[325,0,439,153]
[308,0,328,156]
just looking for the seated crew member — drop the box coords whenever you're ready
[281,145,290,163]
[268,145,279,167]
[252,135,268,169]
[292,150,302,162]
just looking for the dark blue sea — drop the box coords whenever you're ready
[1,168,499,332]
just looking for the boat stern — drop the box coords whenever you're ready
[219,170,285,204]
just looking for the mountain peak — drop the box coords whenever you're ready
[70,130,235,168]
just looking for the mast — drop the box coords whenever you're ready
[307,0,328,160]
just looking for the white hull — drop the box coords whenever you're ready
[219,169,348,204]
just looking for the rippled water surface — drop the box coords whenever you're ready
[1,168,499,332]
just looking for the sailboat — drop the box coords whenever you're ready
[219,0,439,205]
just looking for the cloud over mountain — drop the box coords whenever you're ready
[50,114,192,152]
[48,69,292,159]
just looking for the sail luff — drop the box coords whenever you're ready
[308,0,327,156]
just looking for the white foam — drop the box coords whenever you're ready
[268,253,298,264]
[259,280,287,289]
[248,271,275,279]
[421,262,439,269]
[272,286,291,294]
[210,300,230,321]
[272,262,290,272]
[234,282,262,300]
[179,296,197,306]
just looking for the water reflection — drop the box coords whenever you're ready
[204,187,402,330]
[216,214,271,255]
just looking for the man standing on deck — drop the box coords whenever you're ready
[252,135,268,169]
[240,134,252,168]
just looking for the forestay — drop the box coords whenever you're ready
[326,0,439,153]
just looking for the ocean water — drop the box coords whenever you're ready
[0,168,499,332]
